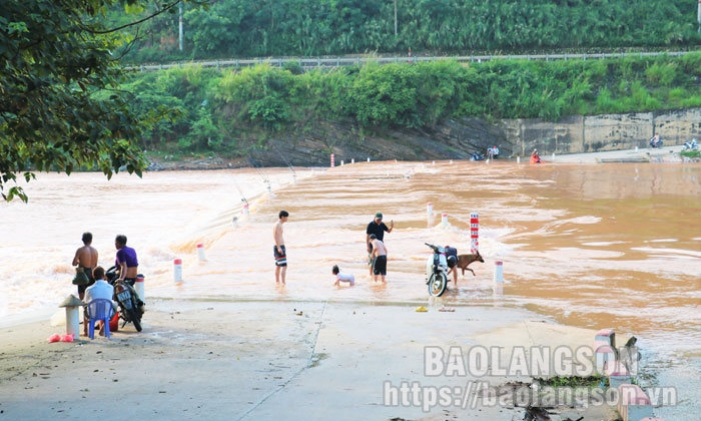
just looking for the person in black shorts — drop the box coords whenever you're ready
[369,233,388,283]
[366,212,393,275]
[274,210,289,284]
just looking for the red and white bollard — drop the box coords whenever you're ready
[243,202,249,215]
[174,258,182,283]
[441,213,448,228]
[196,243,206,262]
[330,153,335,168]
[470,212,479,253]
[427,202,433,217]
[135,274,145,301]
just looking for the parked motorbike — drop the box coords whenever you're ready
[470,151,485,161]
[683,138,698,151]
[106,266,144,332]
[425,243,451,297]
[649,135,663,148]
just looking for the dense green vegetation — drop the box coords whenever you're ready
[123,52,701,156]
[117,0,701,63]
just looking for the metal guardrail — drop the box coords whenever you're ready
[128,51,693,72]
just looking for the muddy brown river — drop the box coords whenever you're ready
[1,159,698,418]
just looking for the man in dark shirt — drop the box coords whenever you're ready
[115,234,139,286]
[366,212,393,274]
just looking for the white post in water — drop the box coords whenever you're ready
[494,261,504,284]
[135,275,145,301]
[517,156,521,164]
[197,243,206,262]
[330,154,335,168]
[552,152,556,161]
[351,158,355,164]
[427,202,433,217]
[441,213,448,228]
[367,157,370,162]
[470,212,479,253]
[174,258,183,283]
[243,202,249,215]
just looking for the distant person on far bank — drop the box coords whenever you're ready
[274,210,289,284]
[366,212,393,275]
[487,145,499,159]
[72,232,98,300]
[649,134,662,148]
[530,149,541,164]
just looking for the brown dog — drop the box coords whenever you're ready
[448,251,484,277]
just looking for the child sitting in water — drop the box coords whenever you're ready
[332,265,355,287]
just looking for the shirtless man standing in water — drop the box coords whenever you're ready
[72,232,98,301]
[273,210,289,284]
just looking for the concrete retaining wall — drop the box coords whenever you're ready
[500,108,701,157]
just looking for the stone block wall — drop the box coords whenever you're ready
[499,108,701,157]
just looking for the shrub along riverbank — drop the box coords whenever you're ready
[125,52,701,165]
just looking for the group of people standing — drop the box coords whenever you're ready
[271,210,395,286]
[72,232,140,336]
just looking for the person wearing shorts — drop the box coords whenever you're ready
[273,210,289,284]
[369,234,388,283]
[366,212,393,275]
[72,232,98,301]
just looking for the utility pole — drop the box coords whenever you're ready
[394,0,398,36]
[179,4,184,51]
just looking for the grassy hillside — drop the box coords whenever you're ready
[122,52,701,160]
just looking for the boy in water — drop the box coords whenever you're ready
[274,210,289,284]
[332,265,355,287]
[369,233,388,283]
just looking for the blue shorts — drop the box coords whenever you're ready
[274,245,287,267]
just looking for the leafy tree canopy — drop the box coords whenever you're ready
[0,0,204,201]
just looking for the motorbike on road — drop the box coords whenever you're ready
[649,135,663,148]
[106,266,144,332]
[683,138,698,151]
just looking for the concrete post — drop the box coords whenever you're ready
[174,258,183,283]
[59,295,84,337]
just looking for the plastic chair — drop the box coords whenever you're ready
[86,299,116,339]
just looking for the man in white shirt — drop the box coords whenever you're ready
[85,266,115,303]
[84,266,116,335]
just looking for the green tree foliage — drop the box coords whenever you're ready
[116,0,701,62]
[0,0,204,201]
